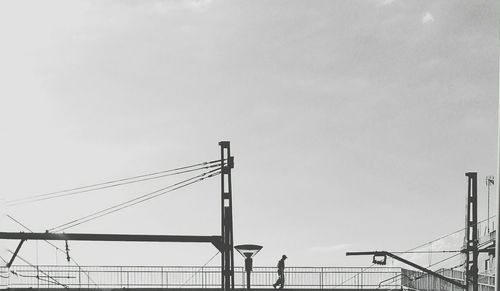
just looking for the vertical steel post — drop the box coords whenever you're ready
[247,271,250,290]
[496,28,500,291]
[220,141,235,291]
[465,172,478,291]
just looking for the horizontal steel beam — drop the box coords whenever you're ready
[0,232,225,268]
[346,251,383,256]
[0,232,222,245]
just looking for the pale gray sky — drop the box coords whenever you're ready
[0,0,497,268]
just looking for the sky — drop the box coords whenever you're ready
[0,0,497,270]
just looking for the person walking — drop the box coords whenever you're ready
[273,255,287,289]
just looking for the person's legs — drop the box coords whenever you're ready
[273,275,281,288]
[278,274,285,289]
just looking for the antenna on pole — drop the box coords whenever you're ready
[485,176,494,234]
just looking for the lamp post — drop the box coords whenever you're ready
[235,244,262,290]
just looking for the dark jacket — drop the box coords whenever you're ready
[277,259,285,274]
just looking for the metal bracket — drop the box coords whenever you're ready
[7,239,26,268]
[346,251,466,289]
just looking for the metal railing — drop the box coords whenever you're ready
[400,268,495,291]
[0,265,403,289]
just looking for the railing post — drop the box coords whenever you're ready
[202,267,205,288]
[7,267,10,289]
[361,268,364,289]
[357,269,360,289]
[320,267,323,289]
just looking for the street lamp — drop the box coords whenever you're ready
[234,244,262,290]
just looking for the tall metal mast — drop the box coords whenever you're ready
[496,61,500,291]
[220,141,235,291]
[465,172,478,291]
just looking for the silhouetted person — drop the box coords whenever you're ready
[273,255,287,289]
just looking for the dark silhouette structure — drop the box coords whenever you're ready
[220,141,235,291]
[273,255,287,289]
[346,251,466,289]
[347,172,496,291]
[464,172,478,291]
[235,244,263,290]
[0,141,236,291]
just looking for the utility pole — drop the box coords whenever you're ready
[220,141,235,291]
[465,172,478,291]
[496,48,500,291]
[0,142,234,289]
[495,14,500,291]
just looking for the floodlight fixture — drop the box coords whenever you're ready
[372,254,387,265]
[235,244,262,259]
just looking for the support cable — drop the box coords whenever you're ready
[338,263,376,287]
[5,214,99,289]
[6,249,68,289]
[376,253,464,291]
[425,252,463,269]
[408,215,496,252]
[0,255,7,265]
[181,251,220,286]
[48,168,222,232]
[7,160,221,207]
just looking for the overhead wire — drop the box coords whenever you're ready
[8,164,221,207]
[390,251,461,254]
[8,159,220,203]
[48,167,221,232]
[406,215,496,252]
[48,167,222,232]
[7,160,221,207]
[54,169,222,232]
[5,214,100,289]
[424,252,462,269]
[338,263,377,287]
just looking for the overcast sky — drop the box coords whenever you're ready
[0,0,497,269]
